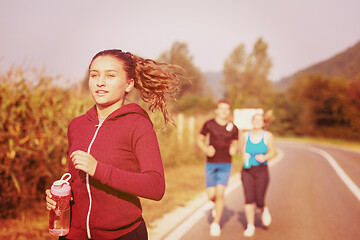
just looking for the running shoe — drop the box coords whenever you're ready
[243,224,255,237]
[210,222,221,237]
[261,207,272,227]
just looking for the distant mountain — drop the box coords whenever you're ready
[204,71,224,100]
[274,40,360,89]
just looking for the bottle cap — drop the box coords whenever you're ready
[51,173,71,196]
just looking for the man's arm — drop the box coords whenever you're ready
[197,134,215,157]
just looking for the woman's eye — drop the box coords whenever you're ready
[108,75,115,78]
[90,74,98,78]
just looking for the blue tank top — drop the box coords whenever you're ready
[245,130,268,166]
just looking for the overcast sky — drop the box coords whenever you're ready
[1,0,359,85]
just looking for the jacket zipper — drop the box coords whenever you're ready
[85,121,103,239]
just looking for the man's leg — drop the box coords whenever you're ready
[213,185,226,224]
[206,164,222,236]
[213,163,231,224]
[205,163,217,202]
[206,187,216,202]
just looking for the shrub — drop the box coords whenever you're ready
[0,70,91,219]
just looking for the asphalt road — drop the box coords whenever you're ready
[171,141,360,240]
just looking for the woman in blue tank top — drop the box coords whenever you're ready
[245,130,268,166]
[240,112,275,237]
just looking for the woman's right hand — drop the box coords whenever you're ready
[45,189,56,211]
[244,153,251,160]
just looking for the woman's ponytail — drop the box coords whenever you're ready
[131,54,182,126]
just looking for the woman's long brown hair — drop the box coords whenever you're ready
[90,49,183,125]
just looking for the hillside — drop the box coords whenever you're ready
[275,40,360,89]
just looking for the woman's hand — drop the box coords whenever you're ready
[255,154,267,163]
[70,150,98,176]
[46,189,56,210]
[244,153,251,160]
[229,144,237,156]
[229,140,238,156]
[207,145,216,157]
[46,189,73,210]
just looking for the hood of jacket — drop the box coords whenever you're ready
[85,103,152,126]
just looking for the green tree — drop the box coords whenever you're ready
[158,42,215,114]
[345,77,360,139]
[158,42,205,97]
[222,43,246,107]
[288,73,357,138]
[268,90,300,136]
[222,38,274,109]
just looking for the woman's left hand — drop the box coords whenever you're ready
[70,150,98,176]
[255,154,267,163]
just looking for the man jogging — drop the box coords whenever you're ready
[197,99,239,237]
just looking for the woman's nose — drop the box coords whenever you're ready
[97,76,106,87]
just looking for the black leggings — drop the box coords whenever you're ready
[241,165,269,208]
[116,219,148,240]
[59,218,148,240]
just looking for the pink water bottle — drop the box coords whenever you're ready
[49,173,72,236]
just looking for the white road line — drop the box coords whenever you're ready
[163,149,284,240]
[303,145,360,202]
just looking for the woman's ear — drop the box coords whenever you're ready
[126,79,135,93]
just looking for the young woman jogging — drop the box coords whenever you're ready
[241,112,275,237]
[46,49,181,239]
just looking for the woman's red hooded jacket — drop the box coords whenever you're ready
[66,103,165,239]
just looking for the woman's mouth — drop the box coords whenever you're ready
[95,90,108,96]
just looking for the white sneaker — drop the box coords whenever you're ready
[210,222,221,237]
[243,224,255,237]
[261,207,272,227]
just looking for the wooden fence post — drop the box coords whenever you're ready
[177,113,184,144]
[188,116,195,145]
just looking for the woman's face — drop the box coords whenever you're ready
[89,55,134,111]
[252,114,265,129]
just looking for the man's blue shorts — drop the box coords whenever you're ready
[205,163,232,188]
